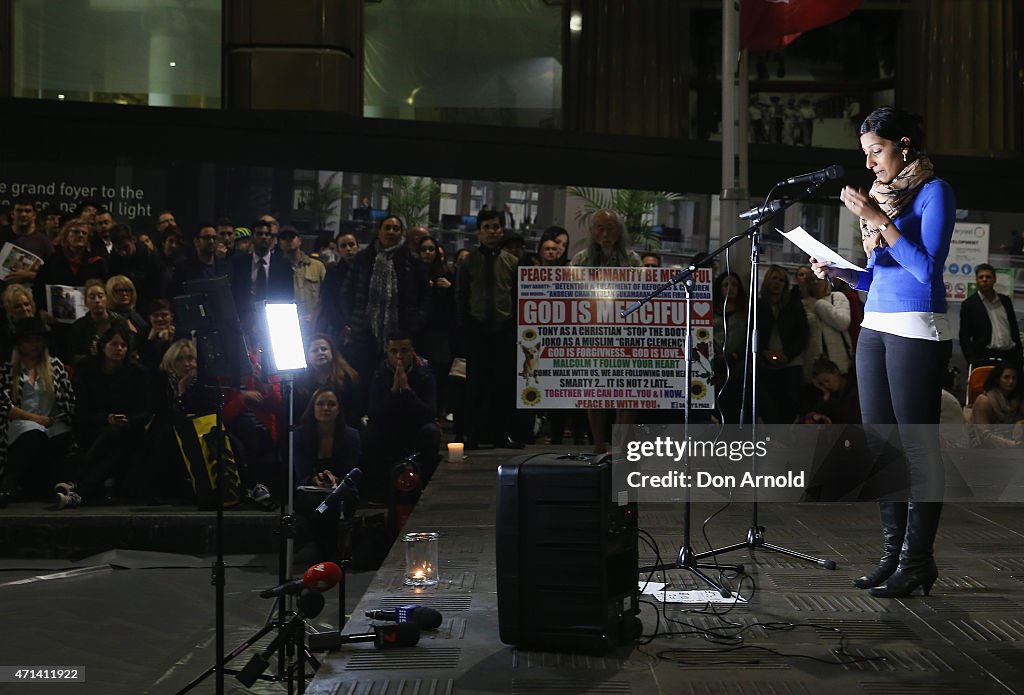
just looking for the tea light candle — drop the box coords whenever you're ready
[448,442,464,463]
[403,532,440,587]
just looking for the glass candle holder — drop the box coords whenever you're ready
[403,532,439,587]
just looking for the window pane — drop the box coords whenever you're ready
[13,0,221,108]
[364,0,562,128]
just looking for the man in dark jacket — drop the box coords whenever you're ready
[362,334,440,498]
[227,218,293,333]
[958,263,1022,365]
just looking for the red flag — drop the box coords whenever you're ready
[740,0,863,52]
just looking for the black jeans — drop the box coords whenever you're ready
[856,328,951,501]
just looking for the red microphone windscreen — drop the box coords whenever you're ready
[303,561,343,591]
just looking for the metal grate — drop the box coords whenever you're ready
[859,682,985,694]
[765,572,857,591]
[511,680,631,694]
[802,619,920,641]
[981,558,1024,572]
[837,647,955,672]
[512,651,629,670]
[328,678,455,695]
[944,619,1024,641]
[954,540,1024,555]
[785,594,889,613]
[375,596,473,611]
[933,575,989,591]
[379,571,477,592]
[922,596,1021,613]
[649,649,792,669]
[344,647,461,671]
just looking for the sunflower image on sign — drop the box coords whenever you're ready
[521,386,542,406]
[521,328,539,343]
[695,327,711,342]
[690,378,708,400]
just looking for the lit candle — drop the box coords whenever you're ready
[448,443,464,463]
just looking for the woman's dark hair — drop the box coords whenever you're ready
[540,225,570,264]
[97,323,134,358]
[983,362,1022,397]
[300,386,345,428]
[418,235,448,279]
[713,271,744,313]
[376,215,404,233]
[147,298,173,316]
[859,107,926,153]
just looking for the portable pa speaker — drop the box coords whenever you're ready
[496,453,640,653]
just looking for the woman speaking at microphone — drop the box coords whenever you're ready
[810,107,954,598]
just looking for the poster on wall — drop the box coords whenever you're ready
[515,266,714,411]
[944,222,990,302]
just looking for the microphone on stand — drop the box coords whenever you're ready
[258,561,343,598]
[777,164,844,186]
[316,467,363,517]
[738,200,784,220]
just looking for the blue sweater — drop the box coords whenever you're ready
[853,178,955,313]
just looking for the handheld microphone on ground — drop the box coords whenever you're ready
[307,623,421,652]
[738,200,784,220]
[366,605,443,630]
[258,561,343,598]
[316,467,363,515]
[777,164,844,186]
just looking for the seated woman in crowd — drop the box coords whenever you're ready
[293,334,363,429]
[294,386,361,562]
[1,284,37,359]
[68,279,131,365]
[0,317,75,507]
[55,325,153,508]
[969,362,1024,448]
[106,275,148,336]
[137,299,178,369]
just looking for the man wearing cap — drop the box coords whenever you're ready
[228,219,294,331]
[278,227,326,329]
[233,226,253,255]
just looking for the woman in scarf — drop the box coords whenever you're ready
[340,215,427,402]
[811,107,955,598]
[969,363,1024,447]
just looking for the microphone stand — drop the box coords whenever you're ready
[624,183,835,596]
[693,185,836,571]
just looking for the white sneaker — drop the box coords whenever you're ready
[56,491,82,510]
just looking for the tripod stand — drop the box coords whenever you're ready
[630,275,742,598]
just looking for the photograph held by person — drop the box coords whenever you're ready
[968,362,1024,448]
[0,317,75,508]
[811,106,955,598]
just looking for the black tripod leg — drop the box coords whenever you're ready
[758,541,837,569]
[174,620,278,694]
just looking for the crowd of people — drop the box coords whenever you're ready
[0,107,1021,592]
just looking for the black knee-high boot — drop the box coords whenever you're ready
[869,501,942,598]
[853,500,907,589]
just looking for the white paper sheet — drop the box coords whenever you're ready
[779,226,865,272]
